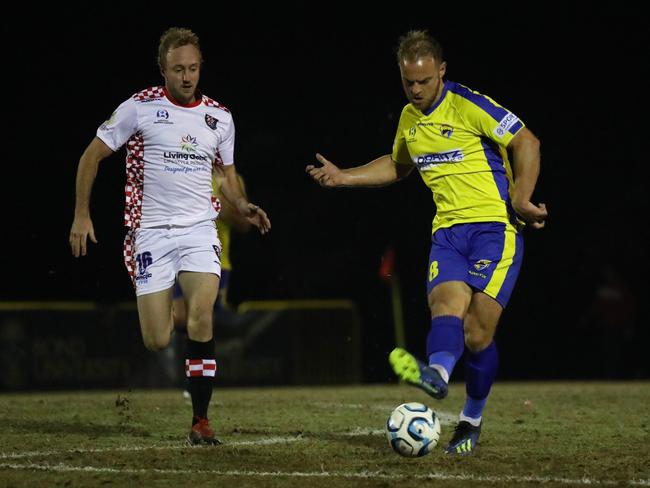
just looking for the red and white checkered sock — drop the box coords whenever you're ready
[186,338,216,421]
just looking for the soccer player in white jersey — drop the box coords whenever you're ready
[69,27,271,445]
[307,30,546,454]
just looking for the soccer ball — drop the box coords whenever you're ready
[386,402,441,457]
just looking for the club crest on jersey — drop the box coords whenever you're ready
[473,259,492,271]
[205,114,218,130]
[440,124,454,138]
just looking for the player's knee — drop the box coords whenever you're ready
[187,306,212,327]
[142,334,170,352]
[428,293,470,318]
[428,300,466,318]
[464,329,492,353]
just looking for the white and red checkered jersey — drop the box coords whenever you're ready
[97,86,234,229]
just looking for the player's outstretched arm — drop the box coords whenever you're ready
[220,164,271,235]
[508,128,548,229]
[69,137,115,257]
[306,153,412,188]
[213,170,252,233]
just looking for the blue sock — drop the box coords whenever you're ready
[426,315,464,382]
[462,341,498,421]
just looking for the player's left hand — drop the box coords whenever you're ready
[238,201,271,234]
[513,201,547,229]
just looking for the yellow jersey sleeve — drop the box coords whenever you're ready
[451,83,525,147]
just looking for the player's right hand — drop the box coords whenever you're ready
[305,153,346,187]
[513,201,548,229]
[69,216,98,257]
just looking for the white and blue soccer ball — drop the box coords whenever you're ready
[386,402,441,457]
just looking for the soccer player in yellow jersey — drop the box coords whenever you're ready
[306,30,547,455]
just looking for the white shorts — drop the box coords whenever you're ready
[123,221,221,296]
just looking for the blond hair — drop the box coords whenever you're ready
[396,30,443,64]
[158,27,202,69]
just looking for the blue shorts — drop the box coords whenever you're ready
[426,222,524,308]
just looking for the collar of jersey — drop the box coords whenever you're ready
[163,87,203,108]
[421,80,450,116]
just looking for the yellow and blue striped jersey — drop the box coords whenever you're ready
[392,80,525,234]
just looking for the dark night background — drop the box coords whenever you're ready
[3,5,648,382]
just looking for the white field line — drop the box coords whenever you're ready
[0,436,303,460]
[0,427,392,460]
[0,462,648,486]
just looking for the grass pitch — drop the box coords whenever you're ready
[0,382,648,487]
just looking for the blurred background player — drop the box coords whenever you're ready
[306,30,546,455]
[69,27,270,445]
[171,171,251,395]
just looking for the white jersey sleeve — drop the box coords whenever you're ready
[96,98,138,151]
[216,116,235,166]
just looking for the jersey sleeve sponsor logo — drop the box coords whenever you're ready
[493,112,519,138]
[413,149,464,169]
[99,111,117,131]
[205,114,218,130]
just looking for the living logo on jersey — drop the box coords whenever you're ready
[163,134,209,174]
[181,134,198,152]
